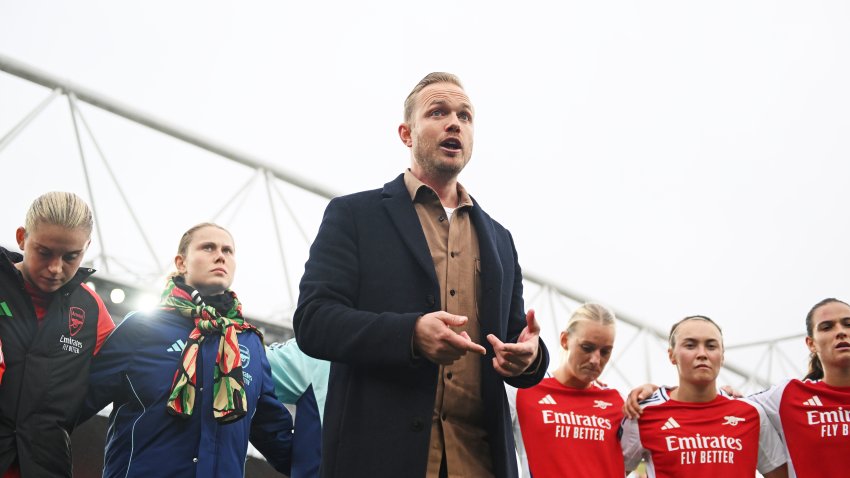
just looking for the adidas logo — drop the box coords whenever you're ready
[593,400,613,409]
[723,416,745,426]
[538,394,557,405]
[661,417,681,430]
[167,339,187,353]
[803,395,823,406]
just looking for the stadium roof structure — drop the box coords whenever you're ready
[0,52,807,394]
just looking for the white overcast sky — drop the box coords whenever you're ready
[1,1,849,383]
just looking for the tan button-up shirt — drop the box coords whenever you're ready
[404,170,494,478]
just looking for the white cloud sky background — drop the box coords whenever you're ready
[1,0,849,385]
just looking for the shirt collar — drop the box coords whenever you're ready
[403,169,474,209]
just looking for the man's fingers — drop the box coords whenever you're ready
[491,357,513,377]
[486,333,505,349]
[525,309,540,334]
[459,331,486,354]
[488,334,534,363]
[433,312,468,327]
[495,340,535,359]
[414,313,477,364]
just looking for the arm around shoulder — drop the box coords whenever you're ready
[80,312,140,423]
[619,417,647,474]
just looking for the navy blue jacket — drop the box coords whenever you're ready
[267,339,329,478]
[83,309,292,478]
[294,174,549,478]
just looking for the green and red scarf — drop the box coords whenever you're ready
[162,276,261,423]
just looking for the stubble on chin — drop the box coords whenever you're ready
[413,150,468,183]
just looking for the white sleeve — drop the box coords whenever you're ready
[505,385,531,478]
[619,417,647,473]
[747,380,789,441]
[748,399,788,474]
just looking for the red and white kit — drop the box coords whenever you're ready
[748,378,850,477]
[516,378,624,477]
[620,388,786,478]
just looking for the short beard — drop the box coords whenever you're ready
[412,142,469,183]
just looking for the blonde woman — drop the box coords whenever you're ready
[0,192,114,478]
[513,303,624,477]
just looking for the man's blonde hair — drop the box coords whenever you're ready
[403,72,465,123]
[24,191,93,234]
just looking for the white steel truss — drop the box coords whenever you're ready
[0,52,805,393]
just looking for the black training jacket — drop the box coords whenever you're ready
[0,247,111,477]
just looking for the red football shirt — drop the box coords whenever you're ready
[748,379,850,477]
[620,388,786,478]
[516,378,624,477]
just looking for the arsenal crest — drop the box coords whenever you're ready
[69,307,85,336]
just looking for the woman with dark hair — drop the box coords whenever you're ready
[745,298,850,477]
[82,223,292,477]
[620,316,787,478]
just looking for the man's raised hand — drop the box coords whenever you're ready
[487,309,540,377]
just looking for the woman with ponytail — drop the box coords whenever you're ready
[511,303,625,477]
[0,192,114,478]
[745,298,850,477]
[82,223,292,477]
[620,316,787,478]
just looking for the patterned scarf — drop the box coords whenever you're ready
[163,276,261,423]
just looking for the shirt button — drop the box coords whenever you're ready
[446,372,453,380]
[193,458,198,463]
[441,413,447,421]
[411,418,423,431]
[450,251,456,258]
[438,215,446,222]
[199,387,203,392]
[450,289,456,296]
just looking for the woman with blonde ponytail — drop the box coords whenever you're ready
[0,192,114,478]
[512,303,625,477]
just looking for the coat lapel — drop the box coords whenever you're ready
[469,198,504,335]
[381,175,439,286]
